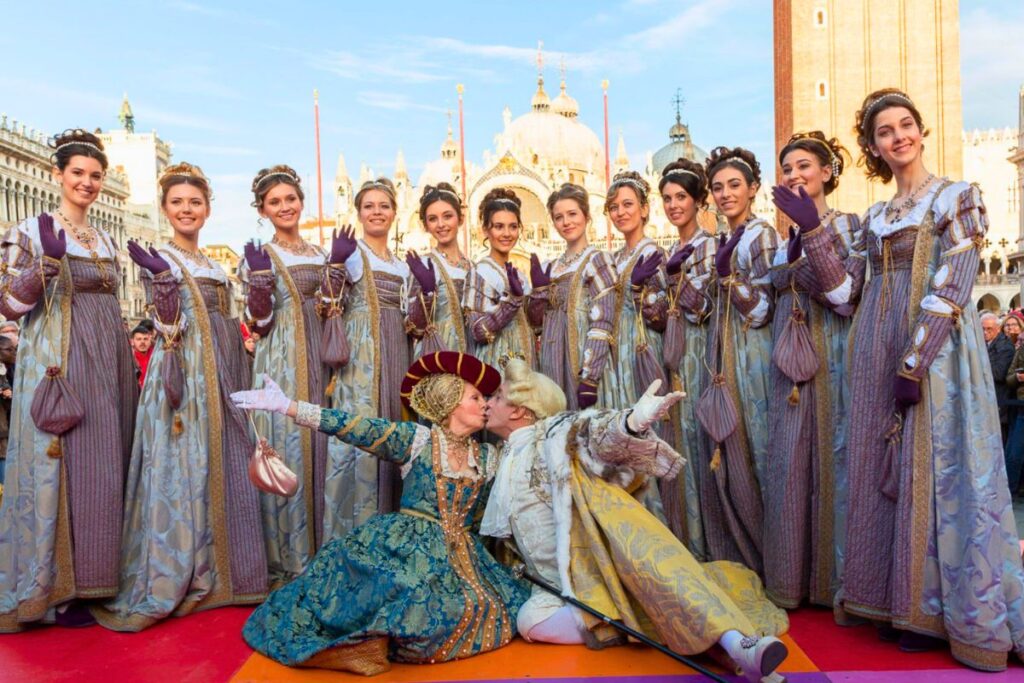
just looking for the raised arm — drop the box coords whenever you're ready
[464,262,525,345]
[239,241,275,337]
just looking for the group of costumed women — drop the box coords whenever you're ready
[0,86,1022,678]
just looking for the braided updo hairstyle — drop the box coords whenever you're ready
[418,182,463,224]
[705,146,761,188]
[854,88,929,183]
[50,128,108,171]
[251,164,304,209]
[478,187,522,227]
[159,162,212,206]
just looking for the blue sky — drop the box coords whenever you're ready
[2,0,1021,249]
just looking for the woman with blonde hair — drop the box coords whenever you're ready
[324,177,412,540]
[95,163,267,630]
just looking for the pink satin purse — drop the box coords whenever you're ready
[246,413,298,497]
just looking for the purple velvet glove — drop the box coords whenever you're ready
[330,225,357,265]
[576,379,598,409]
[529,253,552,288]
[666,244,695,276]
[244,240,272,272]
[406,251,436,295]
[714,227,745,278]
[630,253,663,287]
[772,185,821,233]
[787,226,803,264]
[127,240,170,275]
[505,262,524,297]
[38,213,67,261]
[893,375,921,410]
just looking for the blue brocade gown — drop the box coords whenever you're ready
[242,412,528,670]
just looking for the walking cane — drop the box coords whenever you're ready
[512,565,729,683]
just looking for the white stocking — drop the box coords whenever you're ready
[525,605,585,644]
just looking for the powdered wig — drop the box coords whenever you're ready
[501,359,566,419]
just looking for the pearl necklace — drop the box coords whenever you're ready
[436,249,470,271]
[557,248,586,269]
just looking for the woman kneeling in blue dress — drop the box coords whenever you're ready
[231,352,528,675]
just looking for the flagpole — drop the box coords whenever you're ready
[314,89,325,247]
[457,83,468,255]
[602,79,611,250]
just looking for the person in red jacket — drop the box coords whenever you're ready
[130,322,154,388]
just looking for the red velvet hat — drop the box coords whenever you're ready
[400,351,501,410]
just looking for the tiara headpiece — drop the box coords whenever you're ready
[861,93,915,131]
[255,170,300,187]
[662,168,701,183]
[609,176,648,199]
[54,141,103,154]
[489,198,519,210]
[786,133,842,179]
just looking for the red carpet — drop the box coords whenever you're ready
[1,606,1021,682]
[0,607,252,683]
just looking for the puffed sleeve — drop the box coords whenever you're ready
[898,184,987,382]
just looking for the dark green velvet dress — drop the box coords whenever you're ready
[242,411,528,667]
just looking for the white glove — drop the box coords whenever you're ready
[230,373,292,415]
[627,379,685,433]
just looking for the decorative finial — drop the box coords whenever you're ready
[672,88,686,124]
[446,109,453,135]
[560,55,567,85]
[314,88,319,101]
[536,40,544,77]
[456,83,464,95]
[602,79,609,91]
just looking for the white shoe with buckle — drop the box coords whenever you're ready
[734,635,788,682]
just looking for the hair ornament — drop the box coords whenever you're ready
[609,176,649,199]
[490,198,519,210]
[787,132,842,178]
[255,170,300,187]
[55,141,103,154]
[662,169,701,183]
[861,93,915,130]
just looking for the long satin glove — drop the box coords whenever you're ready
[230,374,293,415]
[626,379,685,433]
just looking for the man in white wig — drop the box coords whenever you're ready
[481,359,790,683]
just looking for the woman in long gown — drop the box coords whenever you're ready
[526,183,619,409]
[658,158,714,557]
[94,163,267,630]
[699,147,778,574]
[238,164,350,584]
[231,352,528,675]
[0,130,137,630]
[794,88,1024,671]
[763,133,863,610]
[324,177,411,540]
[464,188,534,368]
[603,172,667,411]
[406,182,471,356]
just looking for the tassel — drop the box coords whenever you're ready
[46,437,62,458]
[172,414,184,436]
[324,373,337,398]
[788,384,800,405]
[710,446,722,472]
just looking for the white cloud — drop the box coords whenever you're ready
[308,49,446,85]
[174,143,259,157]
